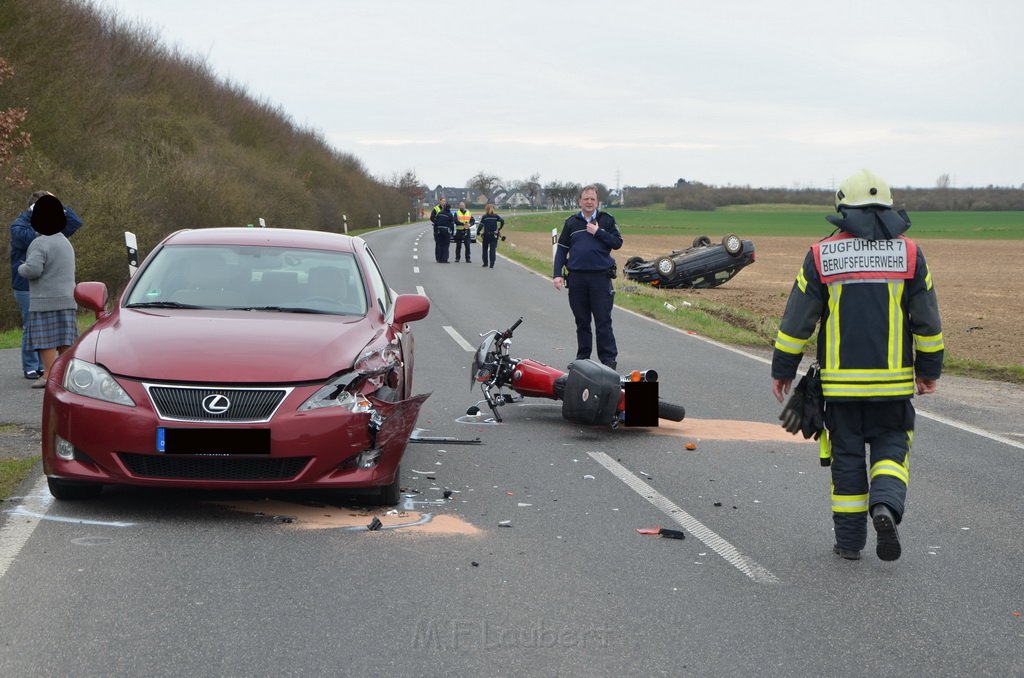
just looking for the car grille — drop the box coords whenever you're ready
[119,453,310,481]
[145,384,291,422]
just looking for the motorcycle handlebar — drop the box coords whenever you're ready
[501,317,524,340]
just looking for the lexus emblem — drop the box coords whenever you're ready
[202,393,231,415]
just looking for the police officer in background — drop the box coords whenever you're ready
[771,169,944,563]
[552,185,622,369]
[454,201,475,263]
[477,203,505,268]
[431,202,455,263]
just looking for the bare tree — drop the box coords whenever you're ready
[384,169,425,209]
[936,173,951,189]
[514,173,542,207]
[467,170,501,203]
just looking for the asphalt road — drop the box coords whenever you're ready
[1,222,1022,677]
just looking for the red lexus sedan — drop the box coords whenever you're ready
[41,227,430,505]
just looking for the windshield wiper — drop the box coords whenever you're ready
[126,301,202,309]
[244,306,333,314]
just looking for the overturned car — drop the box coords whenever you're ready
[622,234,756,289]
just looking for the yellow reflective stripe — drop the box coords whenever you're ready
[821,368,914,381]
[774,330,808,354]
[914,332,945,352]
[819,430,831,463]
[924,269,933,291]
[822,382,915,398]
[871,459,909,485]
[796,267,808,293]
[888,281,904,371]
[831,488,869,514]
[826,283,842,370]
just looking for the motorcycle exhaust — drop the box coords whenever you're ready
[625,369,658,383]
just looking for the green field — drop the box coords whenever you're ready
[506,208,1024,240]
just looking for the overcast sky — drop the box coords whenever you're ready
[91,0,1023,190]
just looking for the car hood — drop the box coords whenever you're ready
[88,309,379,383]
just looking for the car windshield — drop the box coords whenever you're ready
[124,244,368,315]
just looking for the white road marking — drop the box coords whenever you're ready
[416,286,426,296]
[0,476,50,581]
[443,325,476,352]
[8,508,134,528]
[588,451,780,585]
[413,266,420,274]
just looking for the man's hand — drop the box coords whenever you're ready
[916,377,938,395]
[772,378,792,403]
[586,221,599,235]
[553,276,564,291]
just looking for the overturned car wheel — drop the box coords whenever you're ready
[692,235,712,248]
[723,233,743,257]
[656,257,676,279]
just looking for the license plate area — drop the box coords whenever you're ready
[157,428,271,455]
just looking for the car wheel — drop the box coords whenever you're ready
[722,233,743,257]
[625,256,644,269]
[655,257,676,279]
[692,235,712,248]
[47,477,102,500]
[376,464,401,506]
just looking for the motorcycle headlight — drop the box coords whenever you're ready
[298,373,373,412]
[63,359,135,406]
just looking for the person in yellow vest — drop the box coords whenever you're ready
[772,169,944,563]
[453,201,476,263]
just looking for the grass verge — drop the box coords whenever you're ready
[0,458,38,499]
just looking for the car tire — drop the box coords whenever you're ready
[655,257,676,279]
[692,235,712,248]
[625,256,644,269]
[376,464,401,506]
[47,477,102,500]
[722,233,743,257]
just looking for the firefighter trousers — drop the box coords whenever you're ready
[824,400,915,551]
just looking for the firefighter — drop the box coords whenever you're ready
[771,169,944,562]
[454,201,475,263]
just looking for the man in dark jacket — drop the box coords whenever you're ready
[552,185,623,369]
[771,169,943,562]
[9,190,84,379]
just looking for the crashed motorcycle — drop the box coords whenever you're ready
[467,317,686,428]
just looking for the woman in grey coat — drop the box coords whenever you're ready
[16,194,79,388]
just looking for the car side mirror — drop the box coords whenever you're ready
[75,281,109,319]
[392,293,430,326]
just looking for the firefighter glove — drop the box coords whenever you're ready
[779,376,807,435]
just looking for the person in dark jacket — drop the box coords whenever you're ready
[552,185,623,369]
[771,169,944,562]
[432,204,455,263]
[9,190,84,379]
[477,203,505,268]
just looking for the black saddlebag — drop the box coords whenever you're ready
[562,359,621,425]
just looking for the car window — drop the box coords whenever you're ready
[361,244,392,317]
[124,244,367,315]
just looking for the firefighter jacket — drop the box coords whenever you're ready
[771,206,944,401]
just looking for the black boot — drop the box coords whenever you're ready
[832,544,861,560]
[872,504,901,561]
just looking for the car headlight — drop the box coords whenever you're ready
[353,344,400,377]
[63,359,135,406]
[298,373,373,412]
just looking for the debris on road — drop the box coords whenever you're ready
[498,520,512,528]
[637,526,686,540]
[367,517,383,531]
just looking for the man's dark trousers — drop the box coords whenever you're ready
[567,270,617,366]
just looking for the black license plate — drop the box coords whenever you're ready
[157,428,271,455]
